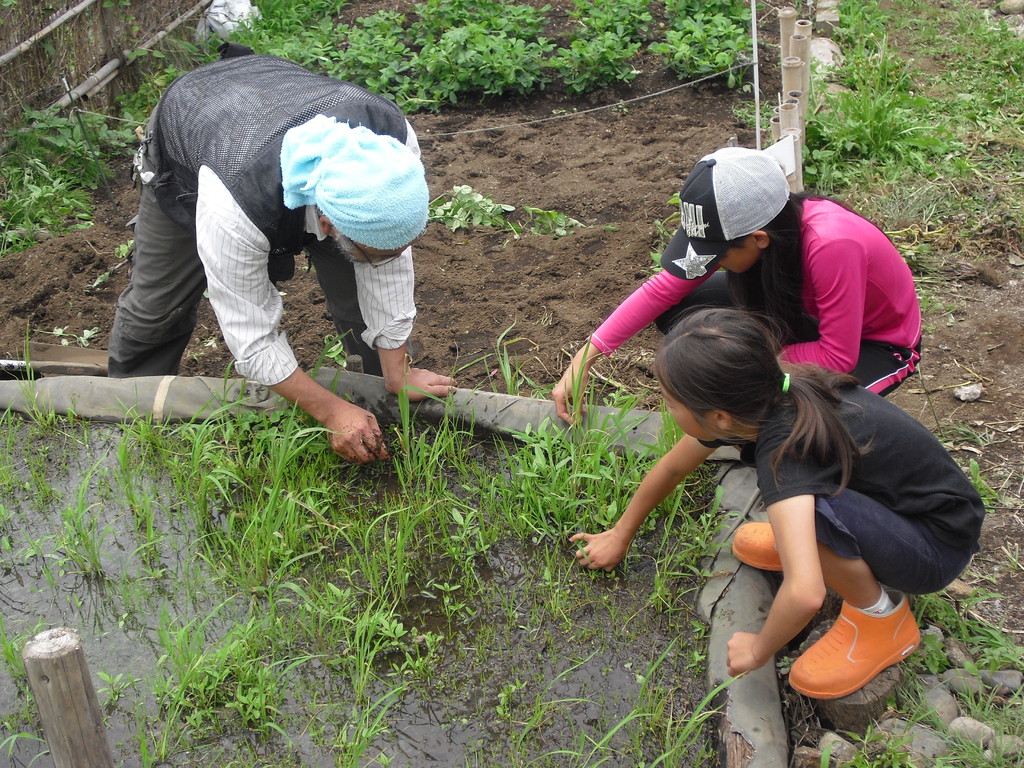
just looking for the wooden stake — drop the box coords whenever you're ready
[22,628,114,768]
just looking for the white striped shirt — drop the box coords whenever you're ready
[192,123,421,387]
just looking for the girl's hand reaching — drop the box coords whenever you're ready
[569,528,630,571]
[727,631,769,677]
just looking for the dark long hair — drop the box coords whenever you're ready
[654,307,863,487]
[727,196,807,342]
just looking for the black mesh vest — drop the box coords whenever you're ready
[151,55,410,258]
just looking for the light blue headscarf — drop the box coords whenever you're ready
[280,114,428,250]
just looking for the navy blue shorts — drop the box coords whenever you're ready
[813,489,977,594]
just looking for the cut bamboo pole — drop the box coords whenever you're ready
[782,56,803,98]
[784,128,804,192]
[788,89,808,132]
[22,628,114,768]
[53,0,209,109]
[779,101,800,135]
[0,0,101,67]
[789,33,811,96]
[778,7,797,60]
[770,114,781,142]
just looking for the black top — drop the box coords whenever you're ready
[706,385,985,549]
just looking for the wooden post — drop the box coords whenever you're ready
[97,0,122,104]
[22,627,115,768]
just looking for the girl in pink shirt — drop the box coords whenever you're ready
[552,147,921,422]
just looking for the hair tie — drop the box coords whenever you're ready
[781,372,791,393]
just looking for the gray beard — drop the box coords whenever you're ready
[330,236,359,264]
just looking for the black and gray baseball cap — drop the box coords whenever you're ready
[661,147,790,280]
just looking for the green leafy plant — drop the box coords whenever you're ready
[967,458,1000,509]
[410,25,554,108]
[650,14,752,88]
[550,33,641,94]
[523,206,585,237]
[330,12,414,97]
[408,0,549,46]
[429,185,517,231]
[568,0,653,42]
[40,326,101,347]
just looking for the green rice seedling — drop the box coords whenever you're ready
[392,387,484,502]
[114,432,164,563]
[339,601,414,701]
[393,392,457,499]
[153,605,298,755]
[487,324,542,396]
[0,730,45,765]
[97,669,142,708]
[335,504,422,605]
[0,616,43,689]
[649,483,724,611]
[482,412,670,543]
[276,579,359,650]
[56,458,111,577]
[329,687,406,766]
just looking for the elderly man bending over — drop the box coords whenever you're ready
[108,52,454,464]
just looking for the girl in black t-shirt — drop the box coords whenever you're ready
[571,307,984,700]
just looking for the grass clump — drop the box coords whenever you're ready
[0,109,131,255]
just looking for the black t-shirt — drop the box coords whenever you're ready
[705,385,985,549]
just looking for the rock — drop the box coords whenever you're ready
[792,745,823,768]
[942,636,974,668]
[990,733,1024,758]
[952,383,984,401]
[999,0,1024,14]
[819,731,857,764]
[941,668,985,698]
[810,37,843,70]
[948,716,995,747]
[923,683,959,726]
[921,625,944,644]
[943,579,974,601]
[980,668,1023,695]
[878,717,951,760]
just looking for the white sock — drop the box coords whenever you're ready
[858,588,896,616]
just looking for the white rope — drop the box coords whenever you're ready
[419,63,752,139]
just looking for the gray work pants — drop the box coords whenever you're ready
[107,183,382,378]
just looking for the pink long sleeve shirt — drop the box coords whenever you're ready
[591,199,922,374]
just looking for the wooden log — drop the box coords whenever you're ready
[22,627,114,768]
[814,666,902,735]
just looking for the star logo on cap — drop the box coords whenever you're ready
[671,243,718,279]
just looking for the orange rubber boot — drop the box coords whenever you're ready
[789,593,920,700]
[732,522,783,571]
